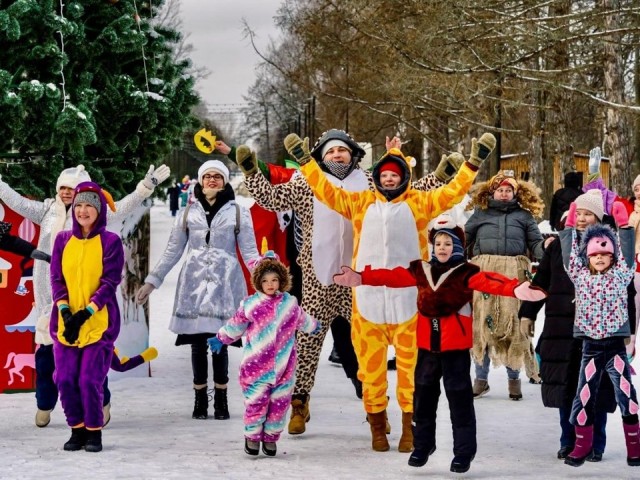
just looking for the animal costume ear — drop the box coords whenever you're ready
[102,189,116,212]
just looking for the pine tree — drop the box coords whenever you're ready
[0,0,199,198]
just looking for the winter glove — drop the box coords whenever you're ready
[612,201,629,228]
[565,202,578,228]
[63,308,92,344]
[513,281,548,302]
[140,346,159,362]
[283,134,311,166]
[235,145,258,176]
[333,265,363,287]
[60,306,73,324]
[588,147,602,175]
[142,164,171,190]
[467,133,497,168]
[434,152,465,183]
[135,283,155,305]
[520,317,535,338]
[30,249,51,263]
[207,336,223,354]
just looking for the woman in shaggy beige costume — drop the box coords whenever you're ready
[464,171,545,400]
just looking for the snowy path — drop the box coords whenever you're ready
[1,203,638,479]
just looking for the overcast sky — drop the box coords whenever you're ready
[179,0,283,108]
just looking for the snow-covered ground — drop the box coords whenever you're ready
[1,202,639,480]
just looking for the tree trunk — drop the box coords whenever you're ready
[602,0,633,195]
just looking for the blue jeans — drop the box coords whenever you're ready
[475,350,519,381]
[560,406,607,452]
[570,337,639,426]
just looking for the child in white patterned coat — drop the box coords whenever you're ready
[208,251,318,457]
[560,201,640,468]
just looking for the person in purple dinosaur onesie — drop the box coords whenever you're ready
[49,181,124,453]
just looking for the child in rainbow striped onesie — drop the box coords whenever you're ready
[208,251,318,457]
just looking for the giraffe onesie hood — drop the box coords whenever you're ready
[301,148,479,414]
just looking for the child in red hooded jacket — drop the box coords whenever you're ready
[334,214,547,474]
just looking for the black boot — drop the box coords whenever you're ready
[192,387,208,419]
[450,455,474,473]
[557,445,573,459]
[213,387,230,420]
[262,441,277,456]
[244,439,259,456]
[328,345,341,364]
[63,427,87,451]
[85,429,102,453]
[351,377,363,399]
[408,446,436,467]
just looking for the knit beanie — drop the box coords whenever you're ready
[56,164,91,191]
[575,189,605,220]
[488,170,518,193]
[633,174,640,189]
[73,191,101,214]
[428,214,465,262]
[380,161,403,177]
[198,160,229,185]
[321,139,351,159]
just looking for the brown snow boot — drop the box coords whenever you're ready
[398,411,414,452]
[473,379,489,398]
[508,379,522,401]
[288,394,310,435]
[367,410,390,452]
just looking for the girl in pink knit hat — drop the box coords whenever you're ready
[558,200,640,468]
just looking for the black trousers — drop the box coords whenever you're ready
[191,338,229,386]
[413,349,476,457]
[330,315,359,380]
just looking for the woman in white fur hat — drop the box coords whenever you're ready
[136,159,259,421]
[0,162,170,428]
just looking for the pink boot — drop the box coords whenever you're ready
[565,425,593,467]
[624,423,640,466]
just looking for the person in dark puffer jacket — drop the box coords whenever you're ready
[549,172,583,232]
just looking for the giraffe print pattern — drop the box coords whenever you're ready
[300,158,478,412]
[244,168,444,396]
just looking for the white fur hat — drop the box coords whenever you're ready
[56,164,91,191]
[575,188,605,221]
[198,160,229,185]
[633,174,640,189]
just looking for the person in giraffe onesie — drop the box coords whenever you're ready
[237,130,464,437]
[283,131,496,452]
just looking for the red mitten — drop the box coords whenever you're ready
[565,202,578,228]
[333,265,362,287]
[513,281,548,302]
[612,201,629,228]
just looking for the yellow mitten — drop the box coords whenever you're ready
[141,347,158,362]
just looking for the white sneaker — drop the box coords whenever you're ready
[35,409,52,427]
[103,403,111,427]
